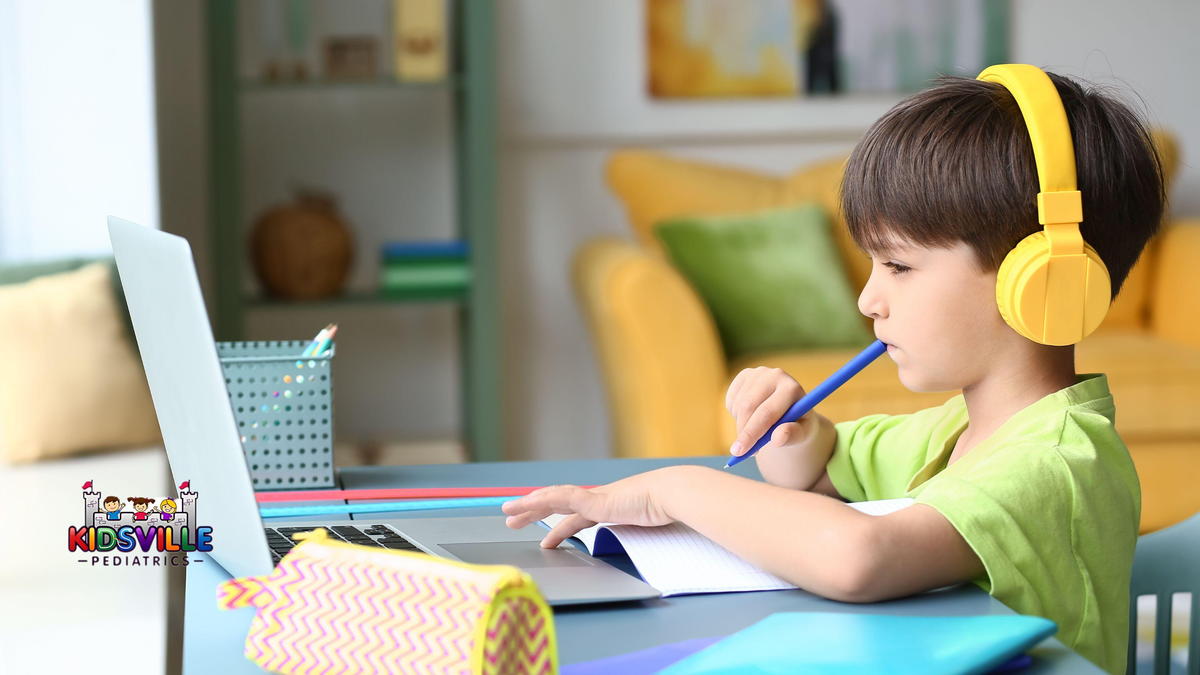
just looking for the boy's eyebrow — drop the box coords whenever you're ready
[865,242,913,256]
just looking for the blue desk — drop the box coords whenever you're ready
[184,457,1102,673]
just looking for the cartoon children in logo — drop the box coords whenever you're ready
[154,499,177,521]
[128,497,155,521]
[102,496,124,521]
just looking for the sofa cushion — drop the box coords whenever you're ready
[1147,220,1200,350]
[780,155,872,293]
[606,150,787,251]
[0,256,136,345]
[655,204,870,357]
[0,262,161,463]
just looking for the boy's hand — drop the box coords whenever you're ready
[501,467,680,548]
[725,367,817,457]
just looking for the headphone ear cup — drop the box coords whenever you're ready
[996,232,1050,341]
[996,232,1111,345]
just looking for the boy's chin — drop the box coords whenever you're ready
[896,366,956,394]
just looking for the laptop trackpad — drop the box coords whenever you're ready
[441,542,592,568]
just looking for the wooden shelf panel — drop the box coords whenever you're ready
[238,77,457,93]
[245,287,467,309]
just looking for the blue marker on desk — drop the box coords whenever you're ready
[725,339,889,469]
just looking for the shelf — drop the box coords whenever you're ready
[209,0,501,463]
[239,76,457,93]
[245,287,467,309]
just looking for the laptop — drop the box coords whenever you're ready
[107,216,660,606]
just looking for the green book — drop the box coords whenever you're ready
[380,260,470,291]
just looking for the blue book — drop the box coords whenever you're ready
[381,240,469,261]
[656,612,1056,675]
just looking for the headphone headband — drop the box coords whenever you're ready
[977,64,1082,228]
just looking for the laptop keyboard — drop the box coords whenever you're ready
[265,523,421,564]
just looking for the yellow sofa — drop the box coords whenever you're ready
[574,139,1198,534]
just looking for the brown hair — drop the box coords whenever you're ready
[128,497,155,507]
[840,72,1166,300]
[103,496,120,506]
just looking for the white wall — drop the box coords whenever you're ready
[0,0,159,260]
[154,0,1197,462]
[1010,0,1199,215]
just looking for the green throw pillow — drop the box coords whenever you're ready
[654,204,871,358]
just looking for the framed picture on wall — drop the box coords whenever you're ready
[646,0,1010,98]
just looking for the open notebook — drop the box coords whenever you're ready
[540,497,914,596]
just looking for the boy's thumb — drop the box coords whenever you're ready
[770,423,797,447]
[773,418,814,446]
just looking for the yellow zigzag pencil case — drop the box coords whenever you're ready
[217,527,557,674]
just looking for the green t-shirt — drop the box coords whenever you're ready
[825,373,1140,674]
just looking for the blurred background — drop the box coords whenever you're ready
[1,1,1197,673]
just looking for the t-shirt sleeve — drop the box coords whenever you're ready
[912,445,1075,599]
[825,412,926,501]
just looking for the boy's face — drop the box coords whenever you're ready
[858,238,1007,393]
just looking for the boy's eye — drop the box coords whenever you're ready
[883,261,911,275]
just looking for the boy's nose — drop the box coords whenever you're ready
[857,278,888,320]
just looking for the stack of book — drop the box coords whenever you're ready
[379,240,470,299]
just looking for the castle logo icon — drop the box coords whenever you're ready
[69,479,214,566]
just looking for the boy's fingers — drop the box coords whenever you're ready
[501,489,558,528]
[540,513,596,548]
[725,369,752,414]
[733,376,777,436]
[505,503,561,530]
[502,485,593,530]
[736,388,793,450]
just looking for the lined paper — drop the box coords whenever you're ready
[541,497,914,596]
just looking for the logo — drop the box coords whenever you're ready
[69,479,214,567]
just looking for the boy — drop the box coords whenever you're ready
[503,66,1163,674]
[102,495,124,521]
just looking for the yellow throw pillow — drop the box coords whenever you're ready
[0,262,161,463]
[606,150,788,251]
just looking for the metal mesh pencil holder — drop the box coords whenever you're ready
[216,340,337,490]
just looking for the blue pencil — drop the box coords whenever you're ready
[725,340,889,469]
[259,496,514,519]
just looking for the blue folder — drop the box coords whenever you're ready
[653,612,1056,674]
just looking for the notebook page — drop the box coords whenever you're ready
[540,498,914,596]
[595,522,795,595]
[847,497,915,516]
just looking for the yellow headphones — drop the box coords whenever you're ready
[977,64,1111,346]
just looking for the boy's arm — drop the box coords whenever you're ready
[752,411,837,492]
[661,465,984,603]
[503,462,983,603]
[751,410,844,500]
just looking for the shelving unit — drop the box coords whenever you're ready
[205,0,501,462]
